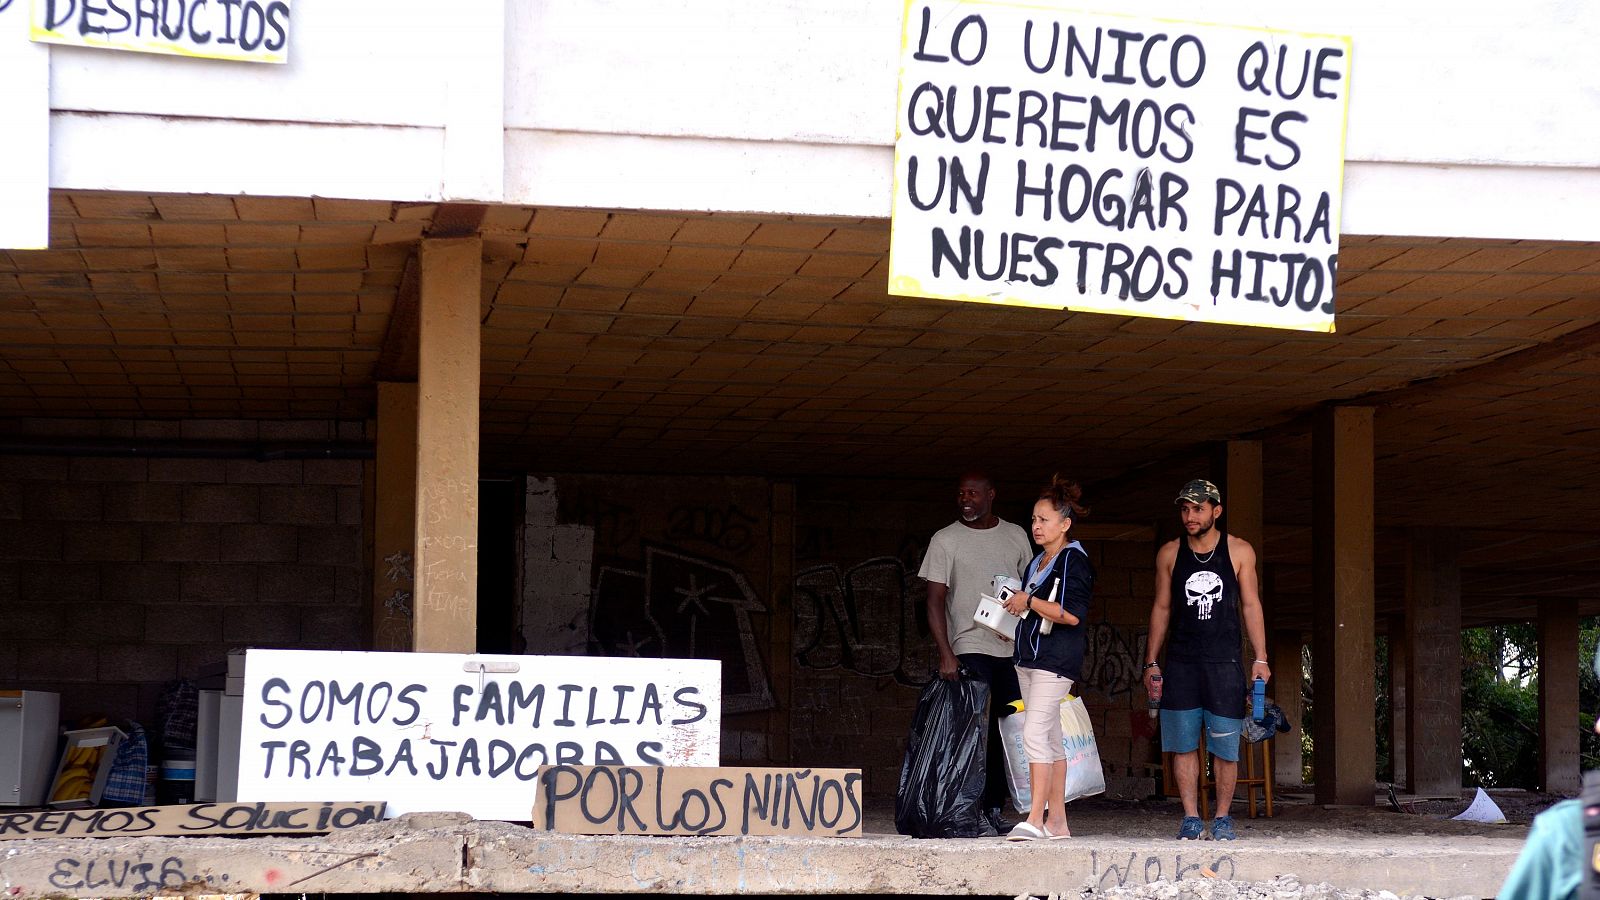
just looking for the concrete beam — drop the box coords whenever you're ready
[1312,406,1376,806]
[1538,597,1581,794]
[1404,528,1463,798]
[413,237,483,653]
[0,819,1524,899]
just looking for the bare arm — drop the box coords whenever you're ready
[926,581,960,680]
[1234,536,1271,685]
[1143,541,1178,694]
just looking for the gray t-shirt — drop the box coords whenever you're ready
[917,519,1034,658]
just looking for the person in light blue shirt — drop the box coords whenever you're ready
[1498,646,1600,900]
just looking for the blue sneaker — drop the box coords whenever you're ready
[1176,816,1204,840]
[1210,815,1237,841]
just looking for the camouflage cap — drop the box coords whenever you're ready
[1175,479,1221,505]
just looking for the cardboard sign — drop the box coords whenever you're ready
[30,0,292,63]
[237,650,721,821]
[0,801,384,839]
[533,765,864,837]
[1,0,49,250]
[889,0,1352,332]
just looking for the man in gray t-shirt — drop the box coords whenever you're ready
[917,471,1033,833]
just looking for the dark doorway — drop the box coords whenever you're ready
[477,476,521,654]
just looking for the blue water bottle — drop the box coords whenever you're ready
[1251,677,1266,722]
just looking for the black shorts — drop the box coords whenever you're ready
[1158,659,1246,719]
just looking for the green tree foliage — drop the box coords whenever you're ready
[1308,617,1597,792]
[1581,622,1600,772]
[1461,623,1539,788]
[1458,619,1595,790]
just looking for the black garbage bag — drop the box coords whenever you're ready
[895,674,991,838]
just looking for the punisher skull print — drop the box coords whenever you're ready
[1184,569,1223,621]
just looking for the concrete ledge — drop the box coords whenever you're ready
[0,816,1522,898]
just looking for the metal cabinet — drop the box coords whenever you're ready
[0,690,60,807]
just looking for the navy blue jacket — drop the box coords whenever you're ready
[1013,542,1094,682]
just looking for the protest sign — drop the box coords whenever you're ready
[533,765,864,837]
[1,0,49,250]
[889,0,1352,332]
[30,0,291,63]
[237,650,721,821]
[0,801,384,840]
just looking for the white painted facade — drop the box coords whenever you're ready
[12,0,1600,238]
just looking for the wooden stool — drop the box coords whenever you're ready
[1162,732,1275,819]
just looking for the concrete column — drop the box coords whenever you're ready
[1404,528,1462,798]
[372,382,419,652]
[1219,440,1264,557]
[413,237,482,653]
[1271,629,1305,787]
[1386,615,1408,790]
[1312,406,1376,806]
[1538,598,1581,795]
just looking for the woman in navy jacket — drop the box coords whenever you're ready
[1000,475,1094,840]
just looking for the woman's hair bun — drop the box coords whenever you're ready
[1039,474,1089,519]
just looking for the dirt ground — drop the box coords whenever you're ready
[864,787,1565,838]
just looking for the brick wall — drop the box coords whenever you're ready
[0,418,367,731]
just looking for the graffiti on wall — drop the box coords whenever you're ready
[590,544,776,714]
[667,503,760,555]
[793,556,936,686]
[1083,622,1149,700]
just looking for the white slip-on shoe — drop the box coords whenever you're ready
[1006,821,1046,841]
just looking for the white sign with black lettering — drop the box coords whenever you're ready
[889,0,1352,332]
[237,650,721,821]
[1,0,49,250]
[30,0,292,63]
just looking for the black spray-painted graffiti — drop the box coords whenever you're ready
[793,557,937,686]
[562,494,640,552]
[590,545,775,714]
[49,856,193,892]
[1083,623,1150,699]
[666,504,759,555]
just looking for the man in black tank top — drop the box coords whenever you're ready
[1142,479,1270,841]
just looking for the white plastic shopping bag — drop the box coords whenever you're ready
[1059,694,1107,802]
[998,693,1106,812]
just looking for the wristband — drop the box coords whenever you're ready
[1143,662,1160,671]
[1253,659,1268,665]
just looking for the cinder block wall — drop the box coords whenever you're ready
[0,419,368,730]
[791,478,1158,798]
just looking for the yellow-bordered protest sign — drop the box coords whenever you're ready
[889,0,1352,332]
[30,0,291,63]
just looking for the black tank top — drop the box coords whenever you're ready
[1167,532,1242,663]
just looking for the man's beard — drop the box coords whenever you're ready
[1189,521,1213,537]
[961,510,981,522]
